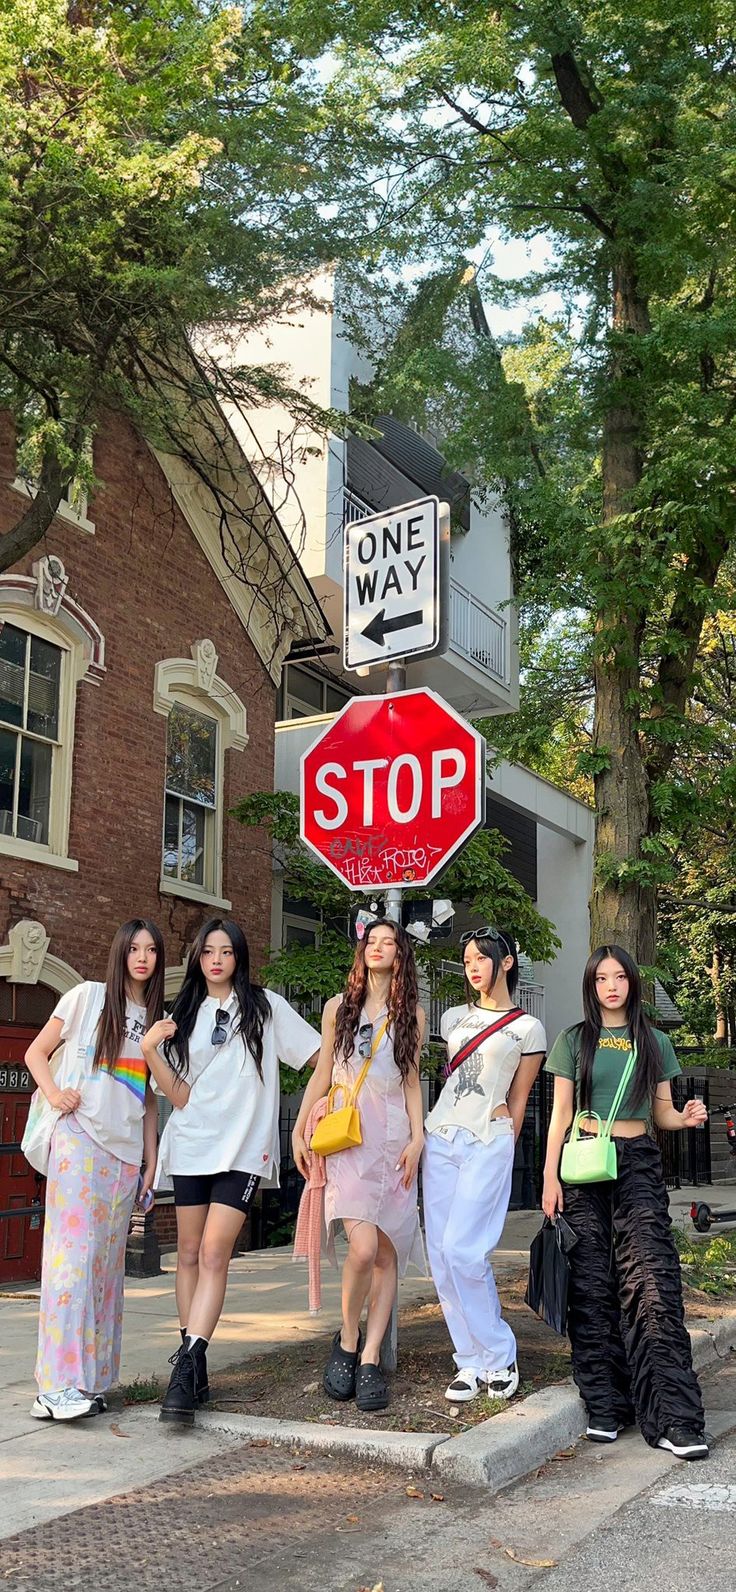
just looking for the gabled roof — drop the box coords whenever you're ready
[151,360,328,685]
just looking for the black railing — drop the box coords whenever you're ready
[656,1076,712,1189]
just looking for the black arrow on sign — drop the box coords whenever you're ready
[361,606,424,647]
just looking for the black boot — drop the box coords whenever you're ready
[169,1330,209,1405]
[159,1337,208,1425]
[189,1336,209,1405]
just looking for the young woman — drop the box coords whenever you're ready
[143,917,319,1423]
[25,920,164,1421]
[543,945,709,1460]
[292,919,425,1413]
[423,928,546,1403]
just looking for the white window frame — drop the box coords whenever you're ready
[280,663,352,721]
[154,641,248,910]
[0,607,84,872]
[11,475,96,536]
[281,912,322,1020]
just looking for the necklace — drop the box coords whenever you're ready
[600,1023,629,1045]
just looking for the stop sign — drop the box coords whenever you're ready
[300,688,485,890]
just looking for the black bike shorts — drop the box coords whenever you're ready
[172,1169,260,1213]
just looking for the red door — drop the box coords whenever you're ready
[0,1026,45,1284]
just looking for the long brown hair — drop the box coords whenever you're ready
[333,919,420,1081]
[93,919,165,1070]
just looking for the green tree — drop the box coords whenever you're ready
[270,0,736,966]
[0,0,344,574]
[233,790,560,1055]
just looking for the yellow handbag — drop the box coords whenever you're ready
[310,1021,388,1157]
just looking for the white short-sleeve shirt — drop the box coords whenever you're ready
[155,988,319,1185]
[425,1003,547,1145]
[52,981,149,1167]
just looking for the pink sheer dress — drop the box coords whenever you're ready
[323,1008,426,1276]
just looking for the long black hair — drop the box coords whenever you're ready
[463,929,519,1006]
[163,917,270,1081]
[573,944,661,1113]
[93,919,165,1071]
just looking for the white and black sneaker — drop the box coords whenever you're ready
[445,1368,487,1403]
[586,1414,622,1443]
[657,1425,709,1461]
[87,1394,108,1416]
[31,1388,95,1421]
[486,1361,520,1400]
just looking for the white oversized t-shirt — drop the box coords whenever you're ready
[155,988,319,1186]
[425,1003,547,1144]
[52,981,149,1167]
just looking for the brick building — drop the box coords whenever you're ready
[0,402,325,1281]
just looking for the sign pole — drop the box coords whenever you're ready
[382,655,406,1371]
[384,659,406,928]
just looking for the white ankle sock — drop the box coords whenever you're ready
[185,1334,208,1351]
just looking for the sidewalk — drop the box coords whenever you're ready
[0,1187,719,1541]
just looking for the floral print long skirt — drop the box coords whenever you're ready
[35,1115,138,1395]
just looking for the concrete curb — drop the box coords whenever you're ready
[135,1309,736,1490]
[137,1403,447,1470]
[431,1309,736,1491]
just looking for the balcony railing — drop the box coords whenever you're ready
[449,578,507,683]
[343,489,373,526]
[424,960,545,1041]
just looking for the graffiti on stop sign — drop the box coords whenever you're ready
[300,689,485,890]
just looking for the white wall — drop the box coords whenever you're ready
[449,496,512,612]
[534,823,593,1045]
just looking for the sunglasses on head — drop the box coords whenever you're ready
[211,1008,230,1046]
[357,1021,373,1060]
[460,927,512,955]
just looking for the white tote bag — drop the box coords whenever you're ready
[21,983,100,1175]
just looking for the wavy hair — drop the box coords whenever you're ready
[163,917,270,1081]
[572,944,661,1113]
[462,929,519,1005]
[334,919,419,1082]
[93,919,165,1071]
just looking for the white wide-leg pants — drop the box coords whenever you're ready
[422,1123,516,1373]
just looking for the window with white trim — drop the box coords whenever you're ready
[278,664,352,721]
[162,701,218,889]
[0,622,63,846]
[153,641,248,909]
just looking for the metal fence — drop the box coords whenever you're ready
[254,1069,714,1244]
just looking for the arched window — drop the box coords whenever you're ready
[0,558,104,871]
[154,640,248,909]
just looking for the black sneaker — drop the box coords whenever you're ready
[657,1426,709,1461]
[159,1340,208,1424]
[586,1414,622,1443]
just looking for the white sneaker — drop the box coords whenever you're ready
[445,1368,487,1403]
[486,1361,520,1400]
[31,1388,95,1421]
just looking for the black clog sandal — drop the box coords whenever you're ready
[355,1361,389,1413]
[323,1330,362,1401]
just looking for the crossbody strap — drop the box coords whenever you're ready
[445,1008,525,1079]
[602,1045,638,1136]
[330,1019,389,1111]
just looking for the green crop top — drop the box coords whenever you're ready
[544,1024,680,1121]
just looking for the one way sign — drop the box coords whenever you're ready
[344,496,450,672]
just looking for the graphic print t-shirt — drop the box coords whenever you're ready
[52,981,148,1166]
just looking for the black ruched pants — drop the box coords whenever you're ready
[563,1133,704,1446]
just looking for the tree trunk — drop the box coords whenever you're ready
[0,449,66,573]
[709,949,727,1044]
[590,262,653,964]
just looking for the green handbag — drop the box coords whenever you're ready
[560,1045,638,1185]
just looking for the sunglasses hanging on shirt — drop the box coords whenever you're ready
[211,1008,230,1046]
